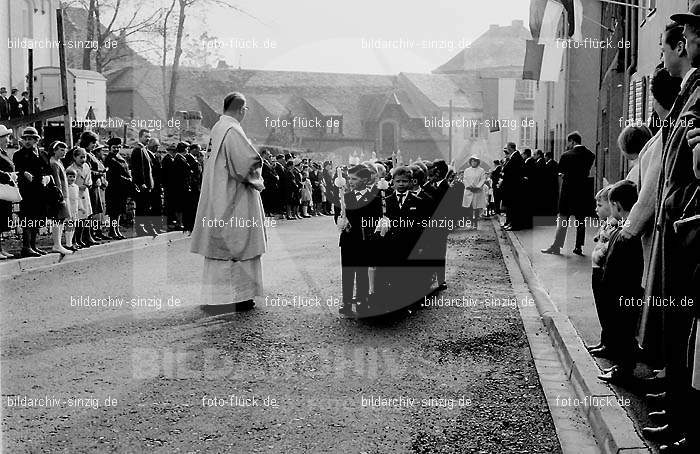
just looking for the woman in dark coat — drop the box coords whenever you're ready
[104,137,132,239]
[0,126,16,258]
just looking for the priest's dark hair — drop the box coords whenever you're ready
[223,92,246,112]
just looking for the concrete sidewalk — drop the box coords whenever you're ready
[500,220,657,453]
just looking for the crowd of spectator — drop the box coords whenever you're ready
[0,127,203,258]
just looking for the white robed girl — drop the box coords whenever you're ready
[462,156,487,230]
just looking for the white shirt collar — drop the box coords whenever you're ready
[682,67,697,90]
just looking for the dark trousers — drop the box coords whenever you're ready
[663,310,695,436]
[341,248,368,304]
[608,291,641,372]
[591,268,610,346]
[134,189,151,221]
[686,322,700,451]
[553,214,586,249]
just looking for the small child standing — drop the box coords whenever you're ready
[597,180,643,384]
[65,168,80,251]
[588,186,618,356]
[300,171,312,218]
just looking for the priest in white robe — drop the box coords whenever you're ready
[190,92,267,312]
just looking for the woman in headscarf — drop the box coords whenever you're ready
[462,156,487,230]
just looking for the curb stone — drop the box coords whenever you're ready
[0,231,190,279]
[493,219,650,454]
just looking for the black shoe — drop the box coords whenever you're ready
[659,438,688,453]
[66,245,79,252]
[147,225,160,237]
[541,246,561,255]
[641,424,673,440]
[573,247,584,256]
[339,305,353,316]
[235,300,255,312]
[598,365,633,384]
[590,346,616,359]
[33,247,48,255]
[586,342,605,351]
[646,392,667,405]
[20,248,41,258]
[649,410,667,422]
[135,224,150,236]
[201,304,236,316]
[437,282,448,291]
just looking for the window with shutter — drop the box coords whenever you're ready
[635,79,644,123]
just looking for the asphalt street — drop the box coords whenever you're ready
[1,216,561,453]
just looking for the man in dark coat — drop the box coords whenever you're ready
[20,91,30,117]
[0,87,9,121]
[8,89,22,119]
[260,149,279,216]
[491,160,502,214]
[184,143,203,231]
[643,10,700,452]
[542,151,559,216]
[500,142,527,230]
[130,129,157,236]
[541,131,595,255]
[13,127,51,257]
[146,138,166,233]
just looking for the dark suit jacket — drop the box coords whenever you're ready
[19,98,30,117]
[8,95,22,118]
[385,191,430,263]
[501,151,525,205]
[557,145,595,216]
[0,97,9,120]
[130,143,154,189]
[339,188,382,252]
[185,153,202,191]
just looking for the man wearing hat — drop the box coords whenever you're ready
[638,4,700,452]
[12,127,50,257]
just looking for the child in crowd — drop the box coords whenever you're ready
[65,168,80,251]
[588,185,618,356]
[300,171,312,218]
[66,147,94,248]
[597,180,643,384]
[338,164,382,316]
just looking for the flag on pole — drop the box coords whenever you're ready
[524,0,582,81]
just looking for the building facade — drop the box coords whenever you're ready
[0,0,60,93]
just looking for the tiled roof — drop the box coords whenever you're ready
[434,20,531,74]
[303,97,342,116]
[399,73,482,110]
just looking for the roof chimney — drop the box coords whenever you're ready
[512,19,524,28]
[489,24,499,31]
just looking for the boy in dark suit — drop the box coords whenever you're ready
[426,160,454,290]
[597,180,643,384]
[381,166,432,313]
[339,165,382,316]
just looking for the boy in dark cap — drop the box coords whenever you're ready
[338,164,382,316]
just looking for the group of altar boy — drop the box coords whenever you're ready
[337,159,461,317]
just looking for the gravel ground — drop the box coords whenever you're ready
[1,216,561,453]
